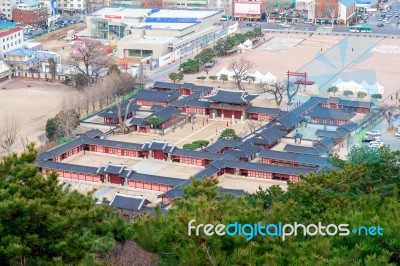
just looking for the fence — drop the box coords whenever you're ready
[13,71,67,81]
[262,29,400,39]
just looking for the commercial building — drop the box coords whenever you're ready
[233,1,265,21]
[12,1,48,27]
[84,8,229,64]
[313,0,356,25]
[0,23,24,59]
[57,0,85,14]
[37,0,60,26]
[0,0,22,20]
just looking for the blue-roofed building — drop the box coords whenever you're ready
[135,89,180,107]
[4,48,60,71]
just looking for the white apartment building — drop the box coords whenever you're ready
[57,0,85,14]
[0,0,22,19]
[0,26,24,58]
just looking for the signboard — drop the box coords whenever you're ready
[50,0,57,16]
[104,15,122,19]
[234,2,262,16]
[158,52,173,67]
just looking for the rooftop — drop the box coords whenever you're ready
[206,88,258,104]
[109,193,150,211]
[88,7,152,18]
[147,9,222,20]
[127,22,197,31]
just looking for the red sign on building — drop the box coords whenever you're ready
[104,15,122,19]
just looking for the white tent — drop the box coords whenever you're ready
[243,39,253,49]
[251,71,265,83]
[360,81,384,95]
[238,43,246,53]
[216,67,234,80]
[335,80,366,94]
[262,72,277,84]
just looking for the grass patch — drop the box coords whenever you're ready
[357,129,367,145]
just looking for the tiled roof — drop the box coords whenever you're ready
[98,101,140,118]
[251,125,286,145]
[38,160,99,174]
[338,99,373,108]
[205,88,258,104]
[327,97,341,104]
[153,105,181,121]
[204,139,241,153]
[291,97,327,116]
[103,164,125,175]
[308,107,355,121]
[129,117,148,126]
[340,122,359,132]
[315,129,349,138]
[171,148,226,160]
[276,112,303,128]
[83,129,103,138]
[221,160,316,176]
[193,165,220,178]
[247,106,281,115]
[135,89,180,102]
[153,81,182,90]
[144,140,169,151]
[125,172,184,186]
[150,105,165,112]
[259,150,331,167]
[109,193,150,211]
[236,141,261,157]
[185,100,211,108]
[283,144,326,155]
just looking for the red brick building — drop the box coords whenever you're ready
[12,2,48,27]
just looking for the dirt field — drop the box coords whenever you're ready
[181,33,400,101]
[0,80,78,156]
[35,23,86,60]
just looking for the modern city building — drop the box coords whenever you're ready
[57,0,85,14]
[0,0,22,19]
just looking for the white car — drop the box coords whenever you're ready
[367,130,381,136]
[369,140,384,148]
[395,132,400,138]
[279,23,291,28]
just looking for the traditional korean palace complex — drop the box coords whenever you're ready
[38,82,375,205]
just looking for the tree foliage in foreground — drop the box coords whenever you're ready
[132,146,400,265]
[0,145,133,265]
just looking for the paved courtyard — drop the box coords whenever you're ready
[218,174,288,193]
[63,152,202,179]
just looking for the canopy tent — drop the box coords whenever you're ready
[216,68,234,80]
[243,39,253,49]
[262,72,277,84]
[238,43,246,53]
[334,80,367,94]
[251,71,265,83]
[360,81,384,95]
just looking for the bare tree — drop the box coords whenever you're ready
[37,133,48,147]
[20,136,30,152]
[82,89,91,116]
[116,97,134,133]
[0,115,18,154]
[379,104,399,125]
[245,120,259,133]
[286,80,300,105]
[229,58,254,90]
[54,110,80,139]
[66,39,114,81]
[328,5,337,26]
[257,82,285,106]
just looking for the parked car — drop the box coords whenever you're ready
[377,23,384,27]
[378,17,384,21]
[279,23,291,28]
[395,132,400,138]
[362,136,376,142]
[396,13,399,17]
[367,130,381,136]
[385,20,390,24]
[369,141,383,148]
